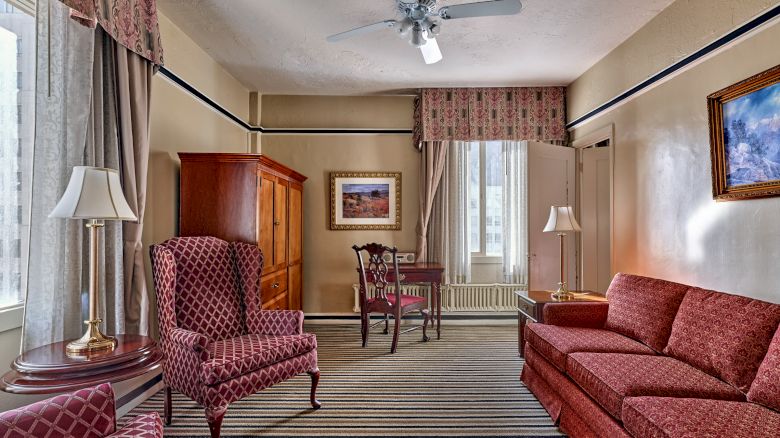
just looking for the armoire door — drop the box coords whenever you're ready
[288,183,303,310]
[527,142,577,292]
[258,173,276,270]
[273,179,288,271]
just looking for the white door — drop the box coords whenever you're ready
[527,142,577,291]
[579,145,612,293]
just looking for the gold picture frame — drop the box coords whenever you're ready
[708,63,780,201]
[330,172,401,230]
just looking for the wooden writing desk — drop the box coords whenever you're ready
[358,263,445,339]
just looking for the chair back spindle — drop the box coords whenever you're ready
[353,243,401,311]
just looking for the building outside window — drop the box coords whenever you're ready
[468,141,504,258]
[0,0,35,308]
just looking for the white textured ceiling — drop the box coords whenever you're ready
[157,0,674,95]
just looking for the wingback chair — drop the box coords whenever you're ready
[150,236,320,438]
[0,383,162,437]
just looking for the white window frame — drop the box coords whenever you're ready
[0,0,35,331]
[469,141,502,264]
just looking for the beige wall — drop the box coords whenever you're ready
[568,1,780,303]
[568,0,778,120]
[261,95,418,314]
[144,12,251,322]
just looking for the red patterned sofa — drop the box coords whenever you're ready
[0,383,162,437]
[521,273,780,438]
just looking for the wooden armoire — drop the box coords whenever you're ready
[178,153,307,311]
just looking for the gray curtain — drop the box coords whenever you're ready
[427,141,471,285]
[415,141,447,262]
[23,0,98,351]
[22,3,152,351]
[113,35,153,336]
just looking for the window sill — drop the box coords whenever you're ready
[471,255,502,265]
[0,304,24,333]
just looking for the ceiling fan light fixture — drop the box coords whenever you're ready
[420,37,443,64]
[410,26,425,47]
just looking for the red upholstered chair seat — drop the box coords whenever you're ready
[525,323,655,371]
[622,397,780,438]
[367,293,427,307]
[566,352,745,420]
[202,333,318,385]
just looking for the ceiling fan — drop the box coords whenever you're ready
[326,0,523,65]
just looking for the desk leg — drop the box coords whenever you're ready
[518,312,526,357]
[434,281,441,339]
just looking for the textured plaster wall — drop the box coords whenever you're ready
[568,3,780,304]
[568,0,778,120]
[145,12,251,334]
[260,95,419,314]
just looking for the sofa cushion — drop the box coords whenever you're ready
[663,287,780,393]
[604,273,690,352]
[748,327,780,412]
[622,397,780,438]
[525,323,655,371]
[202,333,317,385]
[566,352,745,420]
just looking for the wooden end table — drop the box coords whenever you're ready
[0,334,162,394]
[515,290,607,357]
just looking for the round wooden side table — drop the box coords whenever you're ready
[0,334,162,394]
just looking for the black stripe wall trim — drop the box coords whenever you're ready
[158,66,414,135]
[567,3,780,130]
[117,372,163,409]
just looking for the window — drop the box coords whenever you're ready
[468,141,503,258]
[0,0,34,308]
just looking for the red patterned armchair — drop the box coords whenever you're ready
[150,236,320,438]
[0,383,162,437]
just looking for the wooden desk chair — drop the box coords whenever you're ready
[353,243,430,353]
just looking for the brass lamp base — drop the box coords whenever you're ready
[551,282,575,301]
[66,318,117,356]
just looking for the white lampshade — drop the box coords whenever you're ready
[49,166,137,221]
[543,205,581,233]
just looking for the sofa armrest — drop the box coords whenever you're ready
[0,383,117,436]
[110,412,163,437]
[543,302,609,328]
[249,310,304,336]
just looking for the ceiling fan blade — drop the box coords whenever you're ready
[438,0,522,20]
[420,37,443,64]
[326,20,397,42]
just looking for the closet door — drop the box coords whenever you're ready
[527,142,577,291]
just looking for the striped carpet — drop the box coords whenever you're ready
[126,324,563,437]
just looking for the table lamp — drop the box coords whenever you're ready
[543,205,581,300]
[49,166,137,356]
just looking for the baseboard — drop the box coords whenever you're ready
[305,313,517,326]
[115,371,163,418]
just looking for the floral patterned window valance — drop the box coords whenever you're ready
[60,0,164,65]
[418,87,566,143]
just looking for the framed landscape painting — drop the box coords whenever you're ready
[330,172,401,230]
[708,64,780,201]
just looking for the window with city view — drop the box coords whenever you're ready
[468,141,503,258]
[0,0,34,308]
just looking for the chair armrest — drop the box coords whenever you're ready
[167,327,209,353]
[110,412,163,437]
[543,302,609,328]
[0,383,117,436]
[249,310,304,336]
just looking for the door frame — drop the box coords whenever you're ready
[571,124,615,291]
